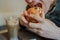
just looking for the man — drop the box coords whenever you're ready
[20,0,60,40]
[26,0,56,14]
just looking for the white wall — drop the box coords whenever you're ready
[0,0,27,26]
[0,0,27,17]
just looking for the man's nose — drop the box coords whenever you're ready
[26,0,33,3]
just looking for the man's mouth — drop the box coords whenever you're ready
[34,0,43,8]
[35,3,42,8]
[26,0,43,8]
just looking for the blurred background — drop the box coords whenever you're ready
[0,0,27,26]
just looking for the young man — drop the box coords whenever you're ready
[20,0,60,39]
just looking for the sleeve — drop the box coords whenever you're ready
[46,0,60,27]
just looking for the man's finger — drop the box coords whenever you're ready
[21,15,28,24]
[29,22,42,28]
[24,11,28,16]
[34,14,45,22]
[20,14,29,27]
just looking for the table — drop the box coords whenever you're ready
[0,29,54,40]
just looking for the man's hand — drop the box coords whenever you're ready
[20,11,60,39]
[29,19,60,39]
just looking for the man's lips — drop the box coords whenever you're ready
[26,0,42,8]
[35,3,42,8]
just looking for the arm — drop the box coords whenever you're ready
[20,12,60,39]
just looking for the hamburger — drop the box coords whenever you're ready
[24,7,45,23]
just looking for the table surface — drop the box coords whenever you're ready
[0,29,54,40]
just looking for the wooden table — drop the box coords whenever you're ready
[0,29,54,40]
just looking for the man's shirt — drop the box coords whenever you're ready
[46,0,60,27]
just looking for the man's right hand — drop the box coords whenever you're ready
[20,11,60,39]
